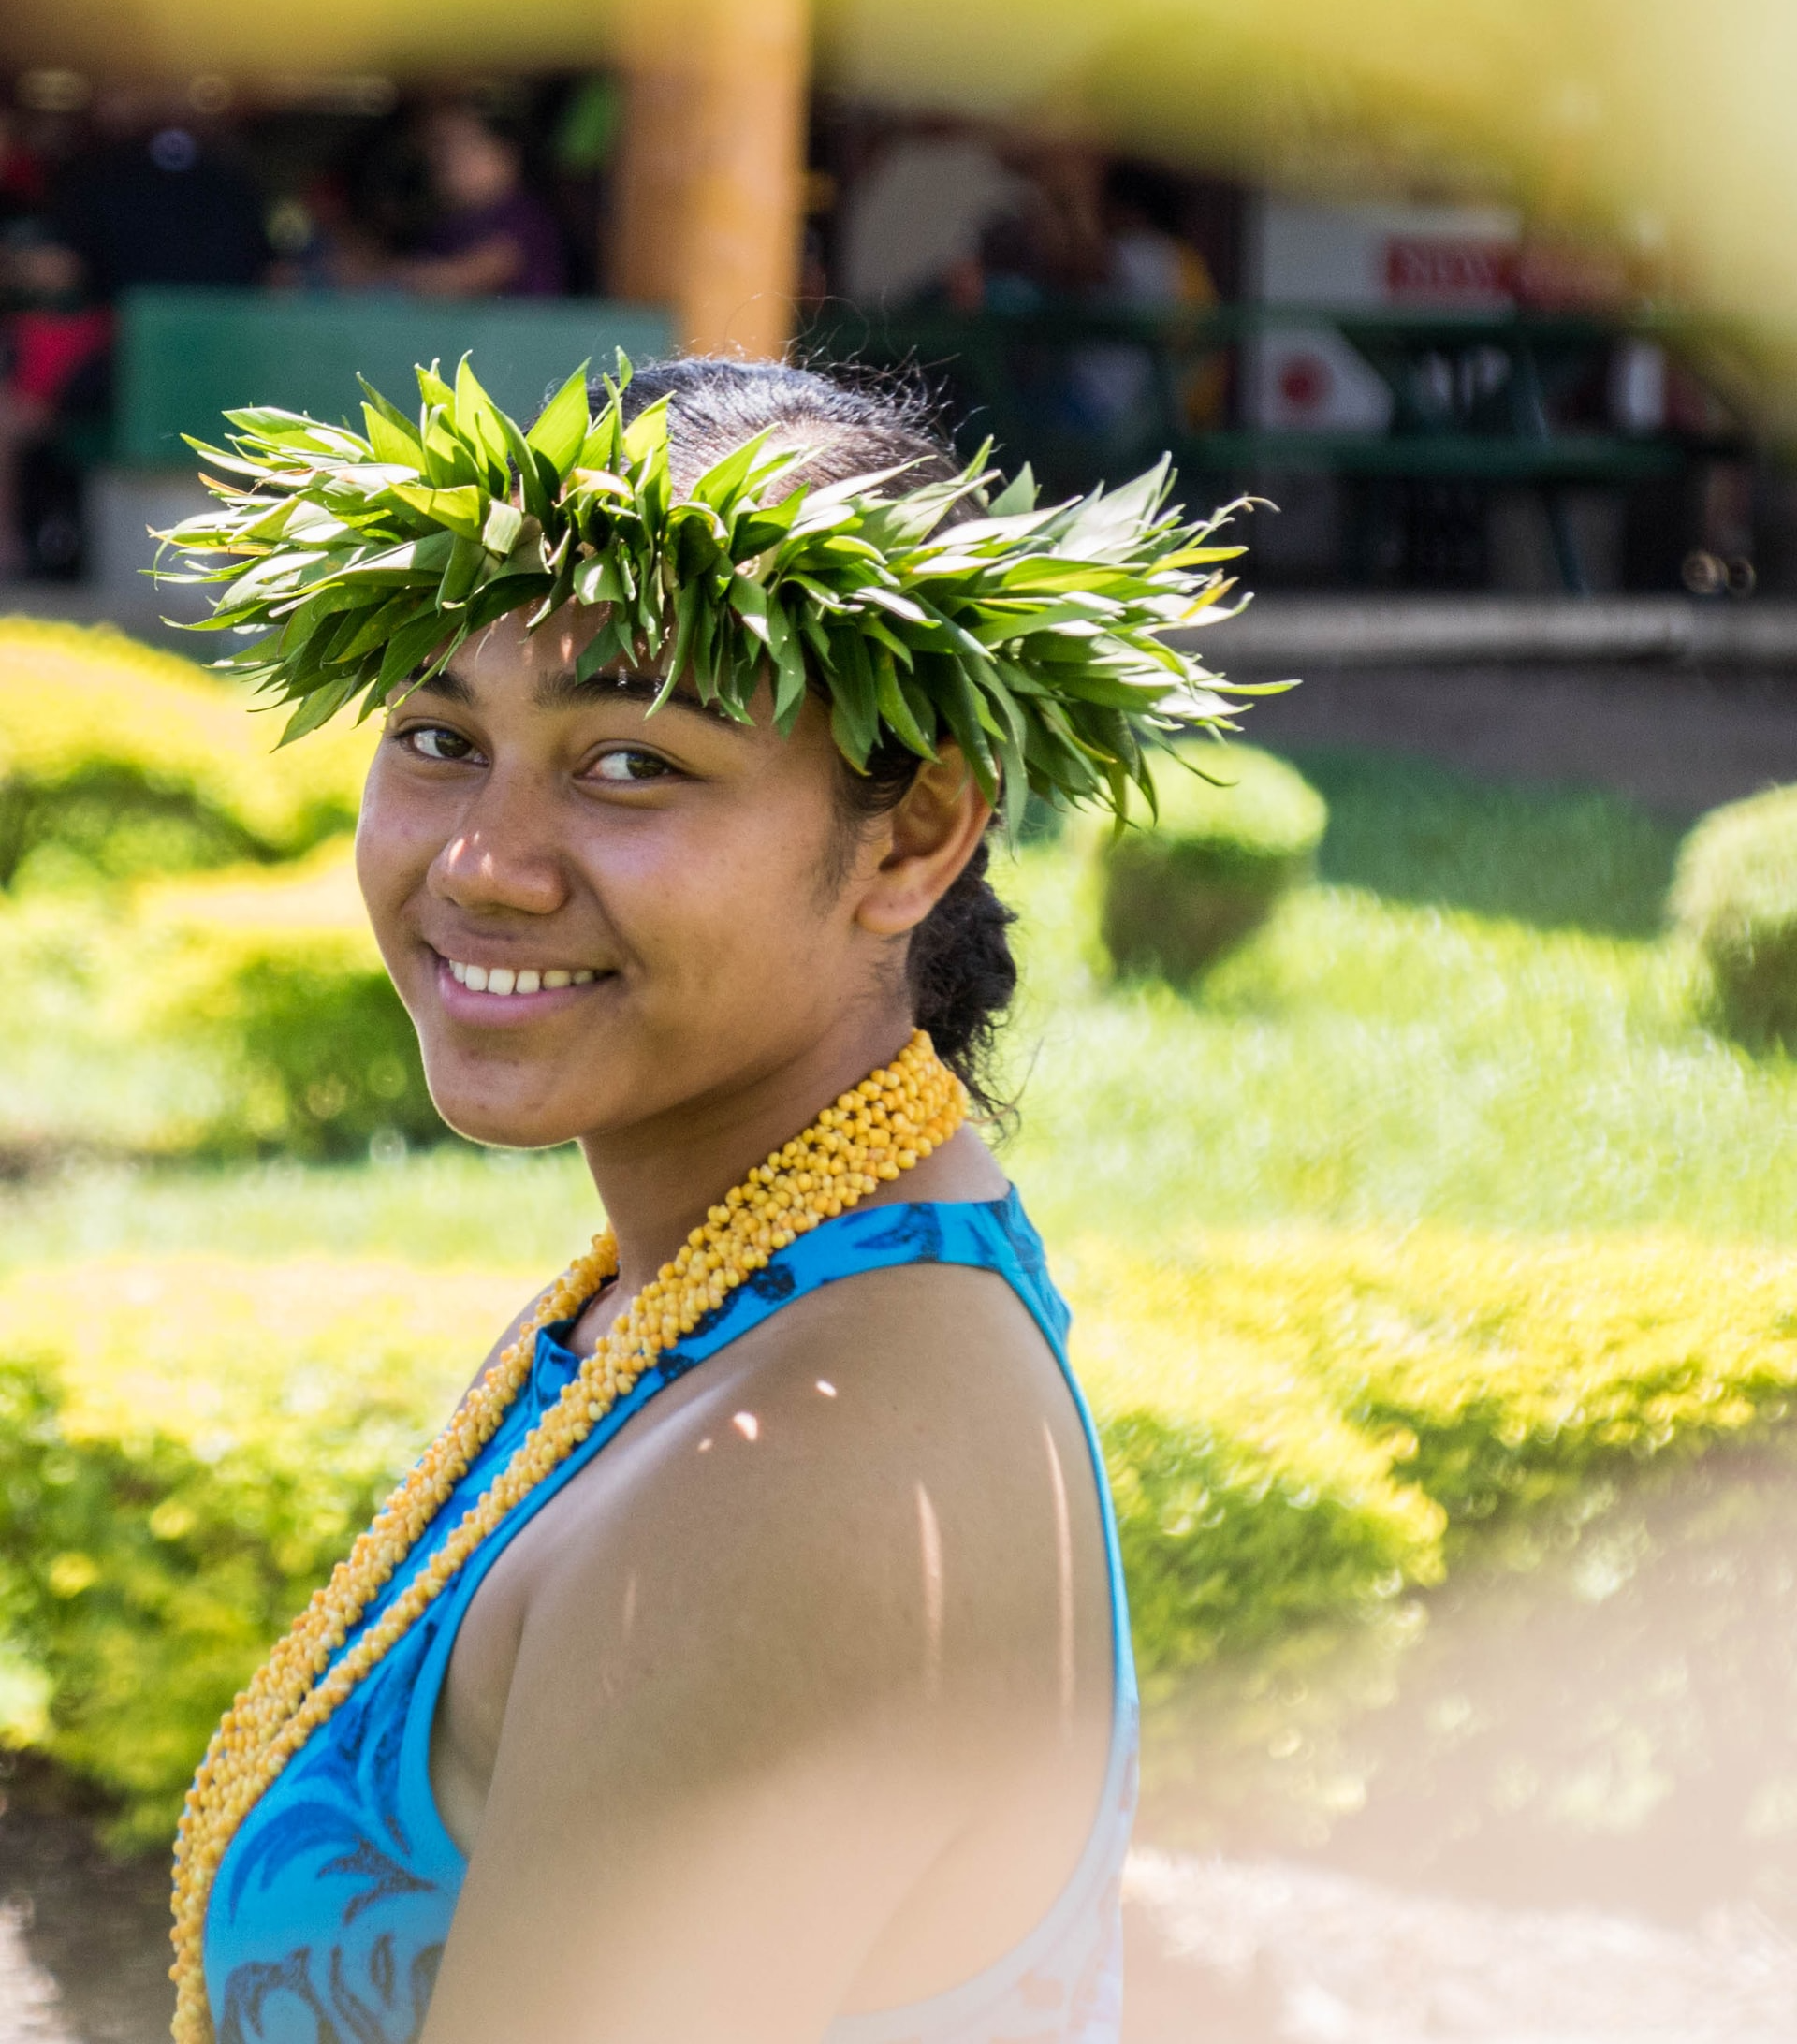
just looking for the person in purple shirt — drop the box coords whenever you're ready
[399,105,566,299]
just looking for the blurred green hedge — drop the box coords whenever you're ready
[1672,782,1797,1045]
[135,851,444,1159]
[0,840,445,1162]
[0,619,372,892]
[3,1228,1794,1848]
[1101,743,1327,981]
[0,1258,520,1848]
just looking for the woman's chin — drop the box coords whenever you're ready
[423,1076,595,1153]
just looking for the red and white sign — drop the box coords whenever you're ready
[1246,197,1523,431]
[1384,237,1516,302]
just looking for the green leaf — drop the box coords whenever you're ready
[664,581,705,703]
[277,674,361,745]
[727,572,773,647]
[987,463,1038,518]
[222,406,365,456]
[332,591,419,664]
[333,532,458,585]
[574,614,631,681]
[690,430,774,512]
[875,657,935,757]
[769,602,809,729]
[360,398,424,471]
[436,532,487,609]
[453,356,512,485]
[925,655,999,800]
[827,627,880,767]
[463,572,555,635]
[496,407,553,527]
[481,500,523,556]
[1039,664,1168,710]
[526,364,593,475]
[389,483,486,541]
[574,553,636,606]
[378,607,452,689]
[622,396,670,470]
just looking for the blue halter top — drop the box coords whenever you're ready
[203,1190,1139,2044]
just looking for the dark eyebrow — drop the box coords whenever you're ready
[409,669,475,707]
[532,667,728,721]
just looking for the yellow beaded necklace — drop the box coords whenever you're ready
[168,1029,966,2044]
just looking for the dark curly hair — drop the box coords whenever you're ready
[605,357,1018,1116]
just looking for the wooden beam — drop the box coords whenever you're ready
[611,0,811,358]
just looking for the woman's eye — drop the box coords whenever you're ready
[590,748,673,784]
[405,725,477,763]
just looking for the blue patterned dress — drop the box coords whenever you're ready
[203,1190,1139,2044]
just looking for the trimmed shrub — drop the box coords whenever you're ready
[135,848,446,1159]
[1672,783,1797,1044]
[0,1258,529,1848]
[0,619,373,890]
[3,1228,1795,1846]
[1071,1224,1797,1686]
[1101,743,1327,981]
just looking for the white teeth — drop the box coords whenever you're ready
[449,960,595,994]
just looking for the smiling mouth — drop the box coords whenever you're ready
[441,956,604,997]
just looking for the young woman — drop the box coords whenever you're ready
[165,356,1251,2044]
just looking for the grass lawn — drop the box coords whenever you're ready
[6,741,1797,1839]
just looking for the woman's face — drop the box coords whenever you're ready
[357,609,941,1152]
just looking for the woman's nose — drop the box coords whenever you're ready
[428,774,570,917]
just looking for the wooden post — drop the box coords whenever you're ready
[611,0,811,358]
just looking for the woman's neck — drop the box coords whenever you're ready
[576,1015,966,1307]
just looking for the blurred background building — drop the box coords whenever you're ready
[0,0,1785,609]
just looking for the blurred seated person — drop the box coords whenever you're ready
[0,223,110,577]
[1068,163,1224,441]
[390,106,565,299]
[53,90,269,298]
[840,124,1030,312]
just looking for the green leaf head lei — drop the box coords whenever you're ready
[158,354,1267,832]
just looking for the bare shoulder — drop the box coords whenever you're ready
[511,1248,1113,1774]
[449,1239,1118,2022]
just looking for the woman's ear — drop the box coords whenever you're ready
[852,745,993,938]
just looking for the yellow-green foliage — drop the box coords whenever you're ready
[1071,1225,1797,1690]
[1101,743,1327,981]
[135,847,444,1158]
[1672,782,1797,1044]
[0,1258,527,1848]
[2,1229,1793,1846]
[0,619,373,890]
[0,842,443,1161]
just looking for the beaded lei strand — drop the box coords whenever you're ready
[169,1029,966,2044]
